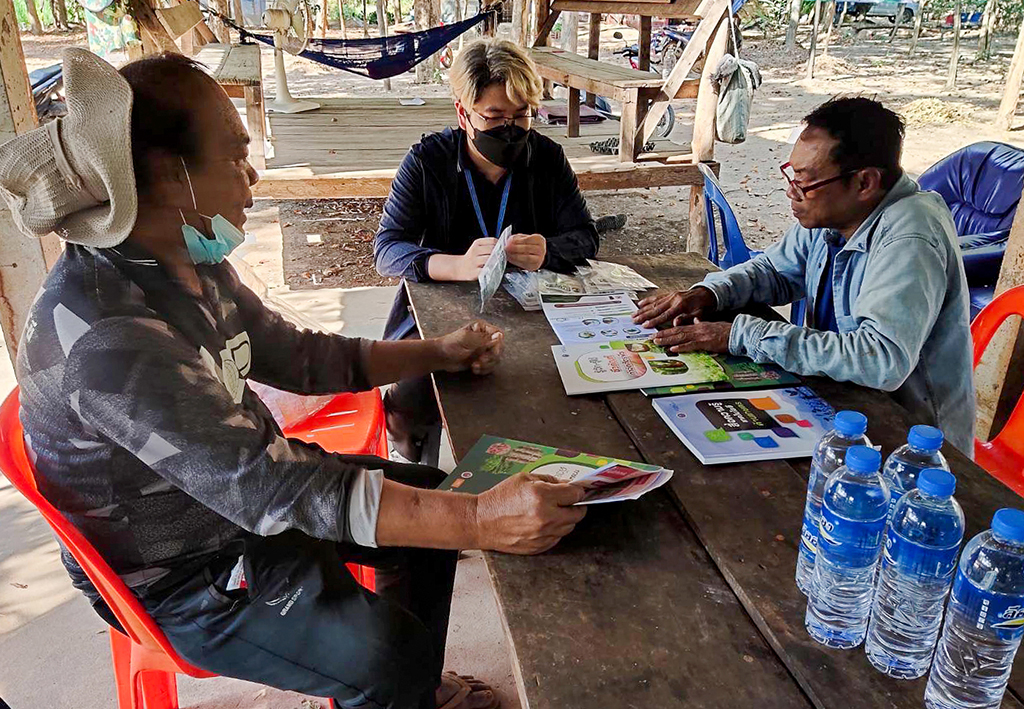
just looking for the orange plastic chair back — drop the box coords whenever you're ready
[971,284,1024,496]
[284,388,388,459]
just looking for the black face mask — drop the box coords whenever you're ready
[470,123,530,169]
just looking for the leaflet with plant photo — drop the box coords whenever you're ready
[641,354,800,396]
[439,435,673,506]
[478,225,513,312]
[551,339,733,396]
[541,292,656,345]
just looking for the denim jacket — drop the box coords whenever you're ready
[698,174,975,453]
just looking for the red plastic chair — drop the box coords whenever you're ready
[0,386,387,709]
[972,285,1024,496]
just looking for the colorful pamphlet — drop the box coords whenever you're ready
[651,386,835,465]
[551,339,734,395]
[641,354,800,396]
[439,435,673,505]
[541,292,656,345]
[478,225,513,312]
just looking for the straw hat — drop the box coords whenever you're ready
[0,47,136,248]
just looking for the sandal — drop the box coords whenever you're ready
[437,671,500,709]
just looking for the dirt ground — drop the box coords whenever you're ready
[20,21,1024,282]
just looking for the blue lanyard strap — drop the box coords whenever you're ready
[465,170,512,239]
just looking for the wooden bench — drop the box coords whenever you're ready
[194,43,267,170]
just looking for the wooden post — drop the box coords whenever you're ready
[888,0,903,43]
[977,0,996,59]
[822,0,837,53]
[340,0,348,37]
[212,0,231,41]
[784,0,800,51]
[567,86,580,137]
[0,0,61,364]
[129,0,180,54]
[363,0,370,38]
[910,0,926,54]
[946,0,961,90]
[561,10,578,53]
[535,0,551,95]
[512,0,524,43]
[805,0,821,79]
[376,0,392,90]
[688,13,729,255]
[25,0,42,36]
[639,15,651,70]
[974,203,1024,440]
[997,17,1024,131]
[231,0,244,28]
[585,12,600,106]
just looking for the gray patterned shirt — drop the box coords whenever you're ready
[17,242,383,598]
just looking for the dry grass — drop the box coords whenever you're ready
[899,98,975,126]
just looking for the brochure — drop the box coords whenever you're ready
[651,386,835,465]
[478,225,513,312]
[439,435,673,505]
[641,354,800,396]
[541,292,656,345]
[551,339,733,395]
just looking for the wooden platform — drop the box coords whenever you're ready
[254,97,711,199]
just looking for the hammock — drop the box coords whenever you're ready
[217,10,491,81]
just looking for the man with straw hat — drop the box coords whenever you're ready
[0,48,586,709]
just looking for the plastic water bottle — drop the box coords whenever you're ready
[806,445,889,649]
[796,410,871,595]
[881,425,950,523]
[925,509,1024,709]
[865,469,965,679]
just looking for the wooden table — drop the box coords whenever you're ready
[406,252,1024,709]
[194,43,266,170]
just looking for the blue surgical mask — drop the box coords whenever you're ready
[181,214,245,265]
[179,157,247,265]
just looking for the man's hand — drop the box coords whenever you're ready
[652,318,733,354]
[633,286,717,329]
[506,233,547,271]
[436,320,504,374]
[476,473,587,554]
[453,238,498,281]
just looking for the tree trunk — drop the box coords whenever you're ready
[25,0,42,35]
[511,0,524,43]
[52,0,68,30]
[426,0,439,76]
[977,0,997,59]
[821,0,836,53]
[363,0,370,37]
[806,0,821,79]
[910,0,926,54]
[414,0,427,80]
[376,0,392,89]
[889,0,905,43]
[996,14,1024,130]
[946,0,961,90]
[785,0,800,50]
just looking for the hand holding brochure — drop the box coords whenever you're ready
[439,435,673,505]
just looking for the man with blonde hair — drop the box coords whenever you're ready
[375,38,599,463]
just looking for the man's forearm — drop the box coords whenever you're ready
[375,478,480,549]
[427,253,465,281]
[366,339,448,386]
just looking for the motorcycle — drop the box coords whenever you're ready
[599,31,675,140]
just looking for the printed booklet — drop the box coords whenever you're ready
[438,435,673,505]
[651,386,835,465]
[641,354,800,396]
[552,339,743,396]
[541,292,656,345]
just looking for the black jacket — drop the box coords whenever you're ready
[375,126,599,339]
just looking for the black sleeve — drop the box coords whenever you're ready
[374,150,439,282]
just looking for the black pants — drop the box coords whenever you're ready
[142,458,457,709]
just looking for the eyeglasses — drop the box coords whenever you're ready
[780,162,859,201]
[467,108,535,130]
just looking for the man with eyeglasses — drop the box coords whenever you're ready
[375,38,598,463]
[633,96,975,453]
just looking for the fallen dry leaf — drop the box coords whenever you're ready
[9,582,27,589]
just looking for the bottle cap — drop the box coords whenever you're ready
[833,411,868,437]
[917,468,956,497]
[845,445,881,473]
[908,425,944,452]
[993,509,1024,543]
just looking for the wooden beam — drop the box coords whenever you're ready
[254,161,714,198]
[639,15,652,71]
[687,8,729,255]
[975,200,1024,440]
[586,12,601,106]
[0,0,60,365]
[534,0,549,45]
[130,0,181,53]
[551,0,700,18]
[996,15,1024,131]
[155,0,204,40]
[642,0,727,142]
[567,87,580,137]
[534,5,561,45]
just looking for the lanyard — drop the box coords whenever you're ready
[465,169,512,239]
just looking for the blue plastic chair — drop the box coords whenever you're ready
[698,164,807,325]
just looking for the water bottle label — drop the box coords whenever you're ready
[951,570,1024,640]
[819,504,886,567]
[799,508,818,560]
[882,528,960,580]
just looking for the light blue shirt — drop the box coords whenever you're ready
[698,174,975,454]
